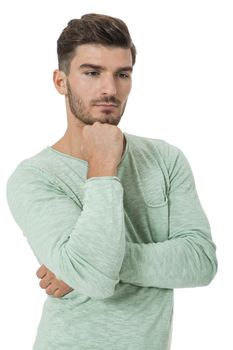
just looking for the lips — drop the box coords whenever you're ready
[95,104,118,108]
[95,103,118,106]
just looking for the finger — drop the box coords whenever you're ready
[45,285,59,296]
[53,287,73,298]
[39,273,55,289]
[54,280,74,296]
[46,279,72,295]
[36,264,48,278]
[58,279,71,289]
[53,289,64,298]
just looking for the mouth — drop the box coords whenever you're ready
[94,104,118,108]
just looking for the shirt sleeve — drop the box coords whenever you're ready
[119,147,218,289]
[7,165,126,299]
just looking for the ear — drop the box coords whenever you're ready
[53,69,67,95]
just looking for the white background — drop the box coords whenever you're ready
[0,0,232,349]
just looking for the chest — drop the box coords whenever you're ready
[117,153,169,243]
[55,152,170,244]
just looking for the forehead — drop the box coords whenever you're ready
[70,44,133,70]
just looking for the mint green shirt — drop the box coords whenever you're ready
[7,133,217,350]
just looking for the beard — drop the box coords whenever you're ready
[66,80,127,126]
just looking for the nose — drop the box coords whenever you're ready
[100,74,117,96]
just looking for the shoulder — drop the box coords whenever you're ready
[7,148,59,198]
[14,147,57,172]
[7,147,62,182]
[125,133,196,194]
[125,132,195,185]
[125,132,184,167]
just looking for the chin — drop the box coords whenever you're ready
[95,114,121,125]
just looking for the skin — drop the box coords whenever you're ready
[36,43,133,297]
[51,44,132,159]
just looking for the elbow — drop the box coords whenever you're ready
[61,275,118,300]
[191,245,218,287]
[65,267,119,300]
[188,236,218,287]
[79,278,118,300]
[59,237,124,300]
[199,256,218,286]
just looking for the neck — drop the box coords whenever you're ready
[51,124,84,159]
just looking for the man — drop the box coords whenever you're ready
[7,13,217,350]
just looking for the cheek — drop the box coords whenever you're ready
[120,83,131,101]
[73,81,95,102]
[71,74,97,93]
[80,80,100,101]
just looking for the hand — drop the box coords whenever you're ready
[36,264,73,298]
[81,121,124,168]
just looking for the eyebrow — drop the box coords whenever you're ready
[79,64,133,73]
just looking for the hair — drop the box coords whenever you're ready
[57,13,136,74]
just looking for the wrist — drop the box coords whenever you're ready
[87,163,117,178]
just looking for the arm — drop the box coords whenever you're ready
[7,168,125,300]
[38,144,217,297]
[7,123,126,300]
[119,147,217,289]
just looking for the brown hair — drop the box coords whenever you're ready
[57,13,136,74]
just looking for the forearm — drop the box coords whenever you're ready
[118,148,218,290]
[7,124,127,300]
[119,233,217,289]
[7,166,126,300]
[47,229,217,297]
[53,177,126,299]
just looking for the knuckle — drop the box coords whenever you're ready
[83,125,90,131]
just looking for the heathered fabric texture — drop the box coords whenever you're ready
[7,132,217,350]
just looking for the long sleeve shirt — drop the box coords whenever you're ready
[6,132,217,350]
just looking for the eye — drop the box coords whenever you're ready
[118,72,130,79]
[85,71,100,77]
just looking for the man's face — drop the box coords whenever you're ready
[65,44,133,126]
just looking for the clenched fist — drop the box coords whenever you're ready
[80,122,124,178]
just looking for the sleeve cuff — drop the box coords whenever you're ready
[85,176,121,184]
